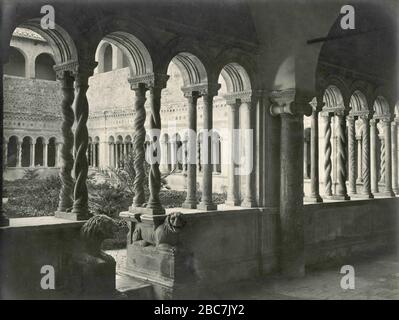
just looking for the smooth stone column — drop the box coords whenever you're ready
[183,91,199,209]
[198,86,219,211]
[241,98,256,208]
[347,116,356,195]
[392,121,398,194]
[43,142,48,167]
[303,132,310,179]
[160,136,170,174]
[3,140,8,167]
[332,111,350,200]
[360,116,373,198]
[225,100,240,206]
[370,119,379,193]
[304,105,322,203]
[382,119,395,197]
[356,135,362,184]
[30,143,35,167]
[17,142,22,167]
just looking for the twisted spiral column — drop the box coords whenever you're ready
[335,112,350,199]
[382,119,394,196]
[71,71,91,219]
[347,117,356,194]
[361,116,373,198]
[146,85,165,214]
[130,83,147,207]
[379,135,385,184]
[322,114,333,197]
[370,119,379,193]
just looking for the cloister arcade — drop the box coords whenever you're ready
[1,0,398,299]
[4,135,60,168]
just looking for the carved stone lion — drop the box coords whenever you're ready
[132,212,186,249]
[80,214,119,263]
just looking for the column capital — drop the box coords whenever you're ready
[309,98,324,113]
[182,88,201,100]
[223,90,253,105]
[269,89,312,117]
[183,83,220,97]
[55,59,97,81]
[128,73,169,90]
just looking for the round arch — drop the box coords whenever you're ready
[350,90,369,114]
[219,62,252,93]
[167,52,208,87]
[4,46,26,77]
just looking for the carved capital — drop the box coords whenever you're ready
[54,60,79,80]
[269,89,312,117]
[309,98,325,113]
[128,73,169,91]
[223,90,253,105]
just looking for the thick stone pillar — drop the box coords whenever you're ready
[333,111,350,200]
[53,68,75,214]
[146,75,169,215]
[321,112,333,197]
[241,96,256,208]
[270,89,311,277]
[360,116,373,198]
[43,142,48,167]
[382,119,395,197]
[347,116,356,195]
[370,119,379,193]
[182,90,199,209]
[356,135,362,184]
[225,99,240,206]
[304,101,322,202]
[392,121,398,194]
[198,84,220,211]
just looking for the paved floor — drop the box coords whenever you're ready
[107,249,399,300]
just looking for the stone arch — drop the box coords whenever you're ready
[108,136,115,144]
[95,41,113,73]
[219,62,252,93]
[21,136,32,167]
[102,31,153,76]
[373,96,391,119]
[4,46,26,77]
[35,53,56,80]
[350,90,369,115]
[34,137,45,166]
[322,85,345,111]
[47,137,57,167]
[168,52,208,87]
[6,136,19,167]
[16,18,78,65]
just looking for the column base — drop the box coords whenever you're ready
[55,211,90,221]
[350,193,374,199]
[325,194,350,201]
[378,190,396,198]
[224,199,241,206]
[0,215,10,227]
[241,199,257,208]
[303,194,323,203]
[393,188,399,195]
[197,202,217,211]
[182,201,197,209]
[129,206,166,216]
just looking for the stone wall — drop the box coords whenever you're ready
[121,198,398,299]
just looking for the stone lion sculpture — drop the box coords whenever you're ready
[133,212,186,249]
[80,214,119,263]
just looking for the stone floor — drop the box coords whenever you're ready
[106,249,399,300]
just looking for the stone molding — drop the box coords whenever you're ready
[269,89,312,116]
